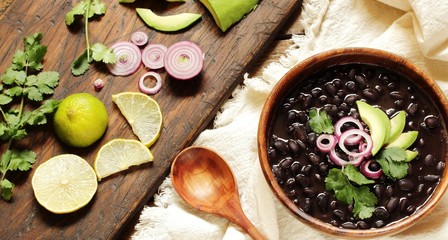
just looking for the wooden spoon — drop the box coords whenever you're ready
[170,146,266,240]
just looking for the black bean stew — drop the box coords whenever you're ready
[267,63,447,229]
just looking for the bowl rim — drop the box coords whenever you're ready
[257,47,448,238]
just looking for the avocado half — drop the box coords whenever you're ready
[200,0,259,32]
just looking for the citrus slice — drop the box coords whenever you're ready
[94,139,154,180]
[31,154,98,214]
[112,92,162,147]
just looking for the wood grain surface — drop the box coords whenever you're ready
[0,0,303,239]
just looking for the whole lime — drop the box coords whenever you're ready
[54,93,109,147]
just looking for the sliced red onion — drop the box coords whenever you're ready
[338,129,373,158]
[93,79,104,91]
[142,43,167,70]
[138,71,162,95]
[360,160,383,179]
[164,41,204,80]
[358,141,372,158]
[316,134,337,153]
[131,31,149,47]
[329,148,364,167]
[334,116,364,145]
[106,41,142,76]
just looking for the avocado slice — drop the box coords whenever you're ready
[136,8,201,32]
[199,0,259,32]
[405,150,418,162]
[386,131,418,149]
[356,101,391,156]
[386,111,406,144]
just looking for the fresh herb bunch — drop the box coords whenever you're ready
[66,0,116,76]
[0,33,61,201]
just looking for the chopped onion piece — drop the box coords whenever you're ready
[131,31,149,46]
[93,79,104,91]
[338,129,373,158]
[316,134,337,153]
[138,71,162,95]
[360,160,383,179]
[334,116,364,145]
[164,41,204,80]
[106,41,142,76]
[142,43,167,70]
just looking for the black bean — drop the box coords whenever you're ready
[293,125,308,142]
[332,95,343,105]
[344,94,359,106]
[354,74,368,89]
[297,111,308,123]
[333,209,345,221]
[391,91,404,99]
[286,178,296,189]
[311,87,322,97]
[387,82,398,90]
[374,207,390,220]
[286,190,297,197]
[330,220,338,227]
[373,220,385,228]
[318,163,329,174]
[330,200,337,210]
[279,157,293,170]
[357,221,369,229]
[386,185,394,197]
[408,121,418,130]
[307,133,317,147]
[291,162,301,175]
[436,161,446,172]
[303,198,311,213]
[375,85,383,94]
[363,88,379,101]
[308,153,321,165]
[274,140,288,155]
[325,82,337,95]
[317,193,328,212]
[293,198,299,206]
[287,110,298,123]
[268,147,277,158]
[425,115,440,129]
[417,138,425,147]
[339,103,350,112]
[341,222,357,229]
[424,154,435,166]
[303,187,317,197]
[301,164,312,176]
[345,81,356,91]
[399,197,408,212]
[407,103,419,115]
[423,175,440,182]
[314,173,322,182]
[386,197,399,212]
[272,166,285,184]
[406,205,416,215]
[395,100,404,109]
[319,95,329,104]
[347,204,353,213]
[374,184,384,198]
[416,183,425,195]
[426,186,434,195]
[333,78,342,88]
[398,179,414,191]
[303,94,313,108]
[288,139,301,157]
[296,174,310,188]
[348,69,356,79]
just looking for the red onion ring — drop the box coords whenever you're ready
[338,129,373,158]
[138,71,162,95]
[316,134,337,153]
[164,41,204,80]
[329,148,364,167]
[131,31,149,47]
[106,41,142,76]
[142,43,168,70]
[360,160,383,179]
[334,116,364,145]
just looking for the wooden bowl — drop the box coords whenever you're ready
[257,48,448,238]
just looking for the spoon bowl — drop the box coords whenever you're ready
[171,146,265,240]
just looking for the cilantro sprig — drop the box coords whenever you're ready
[325,164,377,219]
[376,147,409,180]
[0,33,60,201]
[66,0,116,76]
[309,108,334,134]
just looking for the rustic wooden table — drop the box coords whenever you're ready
[0,0,304,239]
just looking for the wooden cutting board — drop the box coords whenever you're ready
[0,0,302,239]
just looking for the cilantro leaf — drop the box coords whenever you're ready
[65,1,87,25]
[343,164,374,185]
[90,0,107,17]
[24,99,61,126]
[1,179,14,201]
[91,43,116,63]
[0,95,13,105]
[376,147,408,180]
[325,168,378,219]
[71,50,91,76]
[7,150,37,171]
[309,108,334,134]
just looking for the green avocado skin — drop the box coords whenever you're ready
[200,0,259,32]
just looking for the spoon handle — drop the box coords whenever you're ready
[241,216,266,240]
[223,198,266,240]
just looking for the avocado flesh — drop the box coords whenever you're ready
[405,150,418,162]
[136,8,201,32]
[199,0,259,32]
[386,131,418,150]
[386,111,406,144]
[356,101,390,156]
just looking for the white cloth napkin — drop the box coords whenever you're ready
[132,0,448,239]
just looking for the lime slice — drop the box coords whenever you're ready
[94,139,154,181]
[112,92,163,147]
[31,154,98,214]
